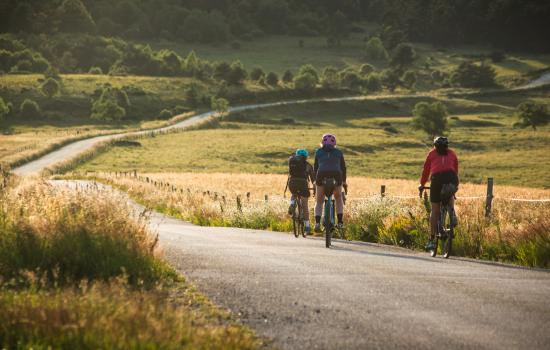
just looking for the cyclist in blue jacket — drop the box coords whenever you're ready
[313,133,347,232]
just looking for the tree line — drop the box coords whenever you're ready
[1,0,548,52]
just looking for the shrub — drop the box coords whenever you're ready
[19,99,41,118]
[211,96,229,116]
[365,36,388,61]
[282,70,294,83]
[516,101,550,131]
[321,66,340,89]
[84,66,102,75]
[381,69,401,92]
[266,72,279,86]
[390,43,416,68]
[450,61,496,88]
[365,73,382,92]
[226,60,247,85]
[91,87,127,122]
[0,97,9,122]
[340,71,362,89]
[41,77,60,98]
[402,70,417,90]
[293,72,317,92]
[158,109,172,119]
[359,63,375,76]
[411,101,449,138]
[298,64,319,84]
[250,67,265,81]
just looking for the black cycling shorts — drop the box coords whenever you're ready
[430,171,458,203]
[289,177,310,197]
[316,171,343,187]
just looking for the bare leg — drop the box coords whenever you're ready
[314,185,325,217]
[333,186,344,214]
[430,202,440,240]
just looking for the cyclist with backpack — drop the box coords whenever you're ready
[314,134,347,232]
[418,136,459,251]
[287,149,315,234]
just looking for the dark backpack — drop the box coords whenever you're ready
[288,155,307,178]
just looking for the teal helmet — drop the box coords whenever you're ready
[296,149,309,157]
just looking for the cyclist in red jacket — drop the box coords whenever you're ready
[418,137,459,251]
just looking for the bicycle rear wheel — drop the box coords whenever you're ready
[292,202,299,238]
[298,200,306,238]
[324,198,333,248]
[441,207,453,258]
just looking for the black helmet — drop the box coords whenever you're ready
[433,136,449,147]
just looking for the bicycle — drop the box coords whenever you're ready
[321,179,346,248]
[291,191,312,238]
[419,186,457,258]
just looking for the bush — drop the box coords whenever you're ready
[293,72,317,92]
[411,101,449,137]
[381,69,401,92]
[321,66,340,89]
[41,77,61,98]
[402,70,417,90]
[365,36,388,61]
[282,70,294,83]
[19,99,42,119]
[88,66,103,74]
[516,101,550,131]
[0,97,9,122]
[226,60,247,85]
[340,71,362,89]
[250,67,265,81]
[91,87,127,122]
[158,109,172,119]
[359,63,375,76]
[365,73,382,92]
[266,72,279,86]
[390,43,416,68]
[450,61,496,88]
[297,64,319,84]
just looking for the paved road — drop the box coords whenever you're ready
[154,206,550,349]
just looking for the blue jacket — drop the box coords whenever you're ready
[314,146,347,181]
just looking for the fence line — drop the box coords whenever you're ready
[85,171,550,212]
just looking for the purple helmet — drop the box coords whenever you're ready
[321,133,336,147]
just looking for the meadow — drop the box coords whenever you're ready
[73,171,550,268]
[0,174,262,349]
[76,94,550,188]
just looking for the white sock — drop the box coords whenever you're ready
[304,220,310,227]
[290,199,296,205]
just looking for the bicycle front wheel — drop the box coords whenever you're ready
[441,208,453,258]
[324,199,333,248]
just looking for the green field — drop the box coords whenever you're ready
[77,91,550,188]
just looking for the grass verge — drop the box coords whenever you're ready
[0,174,263,349]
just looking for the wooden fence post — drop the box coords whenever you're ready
[381,185,386,198]
[485,177,494,217]
[265,194,269,203]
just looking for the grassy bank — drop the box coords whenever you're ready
[0,175,262,349]
[77,172,550,269]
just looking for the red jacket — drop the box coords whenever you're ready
[420,148,459,186]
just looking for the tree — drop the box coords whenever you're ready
[91,87,126,122]
[391,43,416,68]
[359,64,375,76]
[340,71,362,90]
[213,61,231,82]
[293,72,317,92]
[266,72,279,86]
[450,61,496,88]
[321,66,340,88]
[41,78,60,98]
[402,71,417,90]
[365,74,382,92]
[298,64,319,84]
[365,37,388,61]
[56,0,95,33]
[226,60,247,85]
[20,99,42,119]
[211,96,229,117]
[256,0,289,34]
[381,69,401,92]
[0,97,8,123]
[411,102,449,138]
[250,67,265,81]
[282,70,294,83]
[185,83,202,108]
[516,102,550,131]
[326,11,350,47]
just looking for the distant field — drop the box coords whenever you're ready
[76,92,550,188]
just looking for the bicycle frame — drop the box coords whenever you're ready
[322,178,337,248]
[420,186,455,258]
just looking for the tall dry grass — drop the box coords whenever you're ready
[82,171,550,268]
[0,173,262,349]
